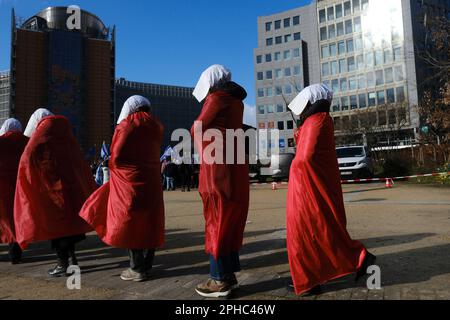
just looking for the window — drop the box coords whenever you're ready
[375,50,383,66]
[267,105,275,113]
[354,16,361,33]
[258,88,265,98]
[393,47,402,61]
[279,139,286,149]
[274,52,281,61]
[285,34,292,42]
[294,32,301,41]
[348,56,356,71]
[320,27,327,40]
[338,41,346,55]
[266,22,273,32]
[358,74,366,89]
[275,20,281,29]
[359,93,367,108]
[353,0,360,13]
[340,77,348,91]
[322,62,330,77]
[257,72,264,81]
[350,95,358,109]
[284,50,291,60]
[284,18,291,28]
[331,61,338,75]
[344,1,352,16]
[322,45,330,58]
[332,79,339,92]
[356,54,364,70]
[394,66,404,81]
[387,88,395,103]
[330,43,337,56]
[368,92,376,106]
[287,121,294,130]
[396,86,405,102]
[266,70,273,79]
[266,88,273,97]
[345,19,353,34]
[364,34,374,50]
[319,9,326,23]
[275,69,282,79]
[337,22,344,36]
[275,86,282,95]
[384,49,393,64]
[293,48,300,57]
[294,65,301,75]
[275,36,282,44]
[265,54,272,62]
[347,39,354,53]
[258,106,265,114]
[278,121,285,130]
[256,55,262,64]
[328,7,335,21]
[285,67,291,77]
[361,0,369,11]
[367,72,375,87]
[355,36,363,51]
[285,84,293,95]
[336,4,343,18]
[341,97,349,110]
[328,24,336,39]
[293,16,300,25]
[349,77,357,90]
[339,59,347,73]
[376,70,384,85]
[385,67,393,83]
[377,90,386,105]
[266,38,273,46]
[259,123,266,129]
[365,52,374,68]
[277,104,284,113]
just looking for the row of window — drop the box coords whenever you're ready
[258,104,285,115]
[331,86,406,112]
[259,120,296,131]
[265,32,302,47]
[257,84,297,98]
[321,40,403,62]
[257,65,302,81]
[256,48,301,64]
[259,138,296,151]
[319,0,369,24]
[265,15,300,32]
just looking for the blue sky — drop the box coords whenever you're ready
[0,0,311,124]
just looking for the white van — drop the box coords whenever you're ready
[336,146,374,179]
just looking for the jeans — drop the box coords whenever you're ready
[129,249,155,273]
[166,177,174,190]
[51,234,85,266]
[209,252,241,281]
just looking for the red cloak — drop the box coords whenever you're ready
[0,132,28,244]
[286,112,367,295]
[14,116,96,249]
[80,111,165,249]
[191,89,250,259]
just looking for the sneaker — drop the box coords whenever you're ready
[48,264,69,277]
[195,278,234,298]
[120,268,147,282]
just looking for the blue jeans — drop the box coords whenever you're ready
[209,252,241,281]
[166,177,174,190]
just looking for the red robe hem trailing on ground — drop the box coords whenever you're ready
[14,116,96,250]
[0,132,28,244]
[286,112,367,295]
[80,112,165,250]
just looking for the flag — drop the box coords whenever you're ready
[101,141,110,160]
[160,146,173,162]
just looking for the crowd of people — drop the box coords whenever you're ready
[0,64,375,298]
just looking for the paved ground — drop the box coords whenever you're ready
[1,183,450,300]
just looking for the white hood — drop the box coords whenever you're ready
[288,83,333,116]
[192,64,232,102]
[24,108,54,138]
[0,118,23,136]
[117,95,151,125]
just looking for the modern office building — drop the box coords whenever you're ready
[10,7,115,152]
[255,0,450,152]
[0,71,10,127]
[115,78,202,150]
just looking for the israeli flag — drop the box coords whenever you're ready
[160,146,174,162]
[101,141,110,160]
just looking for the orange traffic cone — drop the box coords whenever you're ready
[385,178,394,188]
[272,182,278,191]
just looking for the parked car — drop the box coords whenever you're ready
[336,146,374,179]
[249,153,295,183]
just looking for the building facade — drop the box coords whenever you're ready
[255,0,450,153]
[10,7,115,152]
[0,71,10,127]
[115,78,202,151]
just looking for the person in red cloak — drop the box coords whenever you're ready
[0,119,28,264]
[191,65,250,298]
[14,108,96,277]
[80,96,165,282]
[286,84,376,296]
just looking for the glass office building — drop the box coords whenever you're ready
[255,0,449,150]
[0,71,10,127]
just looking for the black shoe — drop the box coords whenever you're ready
[288,284,322,297]
[11,258,22,265]
[355,252,377,282]
[48,264,69,277]
[69,252,78,266]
